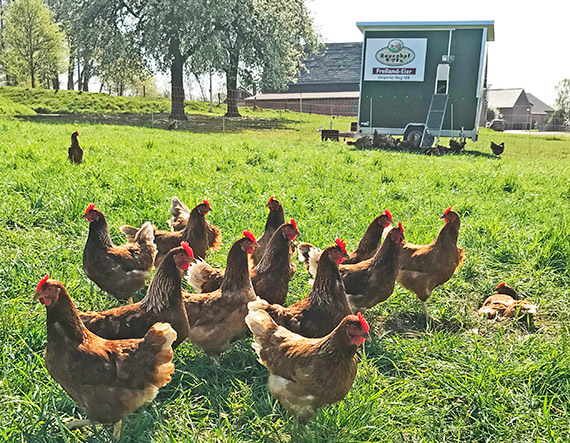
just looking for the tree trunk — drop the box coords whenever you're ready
[31,70,35,88]
[169,38,187,120]
[53,75,60,91]
[225,51,241,117]
[67,57,75,90]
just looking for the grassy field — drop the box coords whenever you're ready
[1,104,570,442]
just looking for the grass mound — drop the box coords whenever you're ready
[0,94,36,116]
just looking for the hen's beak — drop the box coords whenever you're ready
[33,292,43,301]
[362,332,371,342]
[253,241,260,248]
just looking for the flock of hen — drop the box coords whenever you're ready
[35,132,529,437]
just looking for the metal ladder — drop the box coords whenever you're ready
[420,93,449,148]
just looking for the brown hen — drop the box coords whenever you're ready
[182,232,258,357]
[80,243,193,348]
[186,220,299,305]
[246,308,369,424]
[82,204,156,303]
[35,276,176,438]
[248,239,350,338]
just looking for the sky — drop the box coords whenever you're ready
[306,0,570,106]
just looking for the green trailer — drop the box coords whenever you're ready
[356,21,494,148]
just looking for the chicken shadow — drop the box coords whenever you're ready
[380,311,464,335]
[349,144,498,159]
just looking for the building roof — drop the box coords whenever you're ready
[356,21,495,41]
[526,93,554,115]
[246,91,360,102]
[487,88,526,109]
[293,42,362,86]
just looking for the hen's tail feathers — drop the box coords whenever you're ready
[143,322,176,388]
[135,221,155,246]
[245,303,279,361]
[185,259,219,293]
[168,196,190,231]
[297,242,314,263]
[120,225,139,243]
[455,247,466,272]
[247,296,271,313]
[207,222,222,252]
[297,242,322,277]
[307,247,322,279]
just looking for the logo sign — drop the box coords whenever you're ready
[375,39,415,66]
[364,38,427,82]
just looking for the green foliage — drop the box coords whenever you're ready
[1,111,570,441]
[553,79,570,129]
[1,0,67,87]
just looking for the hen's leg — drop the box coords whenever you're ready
[113,420,122,439]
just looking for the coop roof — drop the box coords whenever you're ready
[526,93,554,115]
[356,21,495,41]
[293,42,362,85]
[487,88,526,109]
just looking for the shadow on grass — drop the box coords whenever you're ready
[380,311,464,335]
[15,113,297,134]
[349,144,498,159]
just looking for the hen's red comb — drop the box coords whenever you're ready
[202,199,211,209]
[335,238,347,254]
[243,230,256,242]
[74,130,79,135]
[268,196,274,204]
[84,203,95,214]
[497,282,506,289]
[290,219,297,231]
[36,274,49,293]
[398,221,404,233]
[384,209,393,221]
[180,241,194,258]
[357,312,370,333]
[443,206,452,216]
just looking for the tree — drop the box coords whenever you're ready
[117,0,216,120]
[207,0,319,117]
[1,0,66,87]
[554,79,570,127]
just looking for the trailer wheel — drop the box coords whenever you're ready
[405,129,423,143]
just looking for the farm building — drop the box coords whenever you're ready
[245,42,362,116]
[486,89,554,129]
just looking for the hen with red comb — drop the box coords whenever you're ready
[121,200,219,266]
[68,130,83,164]
[252,196,285,266]
[397,207,464,329]
[247,238,351,338]
[83,206,156,303]
[186,220,298,305]
[299,211,394,275]
[339,222,403,312]
[244,309,369,424]
[182,233,257,356]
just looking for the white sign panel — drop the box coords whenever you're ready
[364,38,428,82]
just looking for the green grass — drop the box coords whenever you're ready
[0,94,36,116]
[1,106,570,442]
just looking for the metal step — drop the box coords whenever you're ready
[421,93,448,148]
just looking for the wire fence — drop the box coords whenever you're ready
[8,88,569,137]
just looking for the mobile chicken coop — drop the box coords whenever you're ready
[356,21,494,148]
